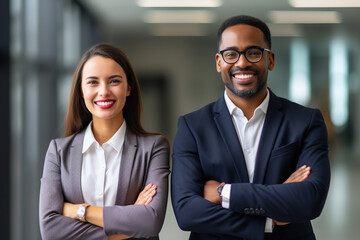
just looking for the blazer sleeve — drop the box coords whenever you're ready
[229,109,331,222]
[102,135,170,238]
[39,140,107,240]
[171,116,266,240]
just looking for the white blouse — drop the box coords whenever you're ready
[81,121,126,207]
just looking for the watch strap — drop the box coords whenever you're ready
[217,182,226,197]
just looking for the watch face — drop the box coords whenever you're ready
[77,205,85,218]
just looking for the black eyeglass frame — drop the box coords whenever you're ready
[219,46,271,64]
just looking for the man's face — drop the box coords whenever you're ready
[216,24,274,99]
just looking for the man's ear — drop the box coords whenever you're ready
[268,51,275,71]
[215,53,222,73]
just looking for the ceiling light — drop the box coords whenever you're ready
[143,10,215,23]
[137,0,223,7]
[268,11,342,24]
[289,0,360,7]
[149,25,209,36]
[267,23,302,37]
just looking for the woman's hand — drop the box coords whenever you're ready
[62,202,79,219]
[135,183,157,205]
[108,234,131,240]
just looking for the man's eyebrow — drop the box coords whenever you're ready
[221,45,262,51]
[221,46,238,51]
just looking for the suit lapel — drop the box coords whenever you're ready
[253,90,284,184]
[69,130,86,203]
[115,129,138,205]
[214,96,250,183]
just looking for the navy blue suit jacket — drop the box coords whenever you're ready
[171,90,330,240]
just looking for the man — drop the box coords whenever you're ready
[171,15,330,240]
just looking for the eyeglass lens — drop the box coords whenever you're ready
[222,48,263,63]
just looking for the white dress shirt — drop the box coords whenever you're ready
[81,121,126,207]
[222,90,273,232]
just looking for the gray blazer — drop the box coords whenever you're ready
[39,129,170,240]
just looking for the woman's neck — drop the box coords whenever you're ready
[91,117,124,145]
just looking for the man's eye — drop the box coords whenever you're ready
[225,51,238,58]
[247,50,261,56]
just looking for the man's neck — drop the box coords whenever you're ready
[226,88,267,120]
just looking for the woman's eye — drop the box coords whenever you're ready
[88,80,98,85]
[110,79,121,84]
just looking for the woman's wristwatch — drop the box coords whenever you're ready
[77,204,90,222]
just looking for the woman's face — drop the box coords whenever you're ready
[81,56,130,123]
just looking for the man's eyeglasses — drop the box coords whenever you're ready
[219,47,271,64]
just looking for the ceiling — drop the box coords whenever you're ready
[79,0,360,37]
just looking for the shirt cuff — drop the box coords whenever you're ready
[221,184,231,208]
[265,218,273,233]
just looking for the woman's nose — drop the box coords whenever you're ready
[99,83,110,97]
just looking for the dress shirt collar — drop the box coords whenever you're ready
[82,121,127,153]
[224,89,270,117]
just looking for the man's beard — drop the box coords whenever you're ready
[224,73,266,99]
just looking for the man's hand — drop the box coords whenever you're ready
[274,165,311,226]
[283,165,311,184]
[203,180,223,205]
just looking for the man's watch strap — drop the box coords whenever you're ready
[217,182,226,197]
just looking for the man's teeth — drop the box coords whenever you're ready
[96,101,114,106]
[234,74,253,79]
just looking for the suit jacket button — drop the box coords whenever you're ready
[260,208,265,214]
[244,208,250,214]
[249,208,255,214]
[255,208,260,215]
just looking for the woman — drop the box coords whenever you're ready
[39,43,170,240]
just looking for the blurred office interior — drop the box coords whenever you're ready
[1,0,360,239]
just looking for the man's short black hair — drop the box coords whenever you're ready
[217,15,271,49]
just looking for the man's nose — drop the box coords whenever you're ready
[234,53,250,68]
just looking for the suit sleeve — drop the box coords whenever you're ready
[171,117,266,240]
[39,140,107,240]
[229,109,331,222]
[103,135,170,238]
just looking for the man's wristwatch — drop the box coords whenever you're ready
[77,204,90,222]
[217,182,226,197]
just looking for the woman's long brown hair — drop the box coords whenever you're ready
[64,43,151,137]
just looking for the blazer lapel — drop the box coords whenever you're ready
[253,90,284,184]
[69,130,86,203]
[115,129,138,205]
[213,96,250,183]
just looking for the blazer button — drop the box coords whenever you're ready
[249,208,255,214]
[255,208,260,215]
[260,208,266,214]
[244,208,250,214]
